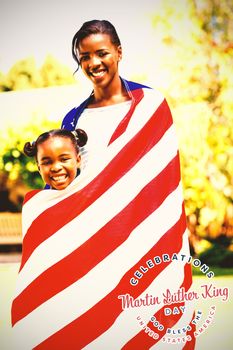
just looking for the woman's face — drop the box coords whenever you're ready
[77,33,122,89]
[37,136,81,190]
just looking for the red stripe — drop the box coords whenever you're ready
[20,99,173,270]
[108,89,144,145]
[182,311,196,350]
[34,211,187,349]
[12,154,180,325]
[122,264,194,349]
[23,189,41,205]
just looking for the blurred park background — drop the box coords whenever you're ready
[0,0,232,349]
[1,0,232,269]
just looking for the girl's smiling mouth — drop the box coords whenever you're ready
[50,174,67,183]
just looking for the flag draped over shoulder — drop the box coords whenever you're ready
[11,82,196,349]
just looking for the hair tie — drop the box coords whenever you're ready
[71,130,78,139]
[72,128,88,147]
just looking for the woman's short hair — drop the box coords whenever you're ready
[72,20,121,70]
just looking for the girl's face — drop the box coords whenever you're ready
[77,33,122,89]
[37,136,81,190]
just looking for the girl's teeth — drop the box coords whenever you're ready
[52,175,66,181]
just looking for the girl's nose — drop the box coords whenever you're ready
[50,162,62,172]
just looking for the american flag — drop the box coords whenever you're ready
[11,82,196,349]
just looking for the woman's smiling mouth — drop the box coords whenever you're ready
[90,70,106,78]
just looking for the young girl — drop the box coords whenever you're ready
[23,128,87,190]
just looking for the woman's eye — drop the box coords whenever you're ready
[80,55,89,62]
[98,52,107,57]
[61,158,70,162]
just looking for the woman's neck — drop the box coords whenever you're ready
[88,76,131,108]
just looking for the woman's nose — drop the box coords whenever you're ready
[89,55,101,68]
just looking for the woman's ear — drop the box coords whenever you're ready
[117,45,122,61]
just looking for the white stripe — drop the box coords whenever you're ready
[22,88,164,233]
[122,88,165,140]
[12,185,185,349]
[15,125,178,296]
[21,167,93,237]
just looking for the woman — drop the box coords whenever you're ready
[12,20,196,349]
[61,20,151,173]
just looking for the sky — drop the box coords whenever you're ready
[0,0,157,78]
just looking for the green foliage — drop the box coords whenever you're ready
[192,265,233,276]
[140,0,233,244]
[199,243,233,268]
[0,55,76,92]
[40,55,76,87]
[0,118,59,189]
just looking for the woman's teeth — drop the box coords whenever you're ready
[91,71,105,77]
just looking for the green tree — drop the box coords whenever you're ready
[40,55,76,87]
[136,0,233,254]
[0,117,59,210]
[0,55,75,92]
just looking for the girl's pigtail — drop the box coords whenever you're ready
[23,141,37,157]
[73,128,88,147]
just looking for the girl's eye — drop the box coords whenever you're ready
[41,160,51,165]
[61,158,70,162]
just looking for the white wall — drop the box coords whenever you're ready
[0,82,91,129]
